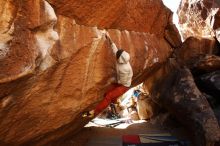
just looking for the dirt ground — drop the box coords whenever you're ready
[50,113,190,146]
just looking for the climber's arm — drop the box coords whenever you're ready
[105,33,118,55]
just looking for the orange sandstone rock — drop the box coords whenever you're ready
[46,0,171,36]
[0,1,172,145]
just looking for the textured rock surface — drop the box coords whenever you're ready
[2,0,218,145]
[136,94,159,120]
[196,70,220,101]
[178,0,220,40]
[164,14,182,48]
[193,55,220,74]
[174,37,218,67]
[0,0,173,145]
[143,60,220,145]
[214,107,220,125]
[0,0,58,83]
[46,0,171,36]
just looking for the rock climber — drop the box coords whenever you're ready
[82,33,133,118]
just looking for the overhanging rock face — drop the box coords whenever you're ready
[46,0,171,36]
[0,0,173,145]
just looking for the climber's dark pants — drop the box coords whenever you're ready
[94,83,129,115]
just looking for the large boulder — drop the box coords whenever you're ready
[174,37,218,67]
[0,0,58,83]
[178,0,220,40]
[214,107,220,125]
[143,60,220,146]
[0,0,173,145]
[196,70,220,102]
[164,14,182,48]
[193,55,220,74]
[46,0,171,37]
[136,94,159,120]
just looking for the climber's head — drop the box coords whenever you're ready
[116,49,130,64]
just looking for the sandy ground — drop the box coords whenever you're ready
[50,113,190,146]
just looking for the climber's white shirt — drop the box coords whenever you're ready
[111,43,133,87]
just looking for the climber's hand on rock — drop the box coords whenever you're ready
[105,33,112,44]
[105,31,110,38]
[105,34,110,40]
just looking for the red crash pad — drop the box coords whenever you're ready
[122,134,190,146]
